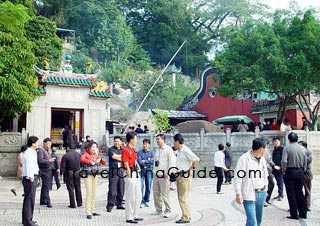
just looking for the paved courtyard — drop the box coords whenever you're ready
[0,175,319,226]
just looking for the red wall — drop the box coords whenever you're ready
[188,75,259,123]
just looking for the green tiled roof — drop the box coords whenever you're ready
[90,90,113,98]
[40,76,96,87]
[37,86,47,93]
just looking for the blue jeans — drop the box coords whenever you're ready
[243,190,267,226]
[140,169,153,204]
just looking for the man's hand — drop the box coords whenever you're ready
[30,178,34,182]
[236,194,243,204]
[49,157,56,163]
[274,165,281,170]
[95,158,101,164]
[91,161,95,166]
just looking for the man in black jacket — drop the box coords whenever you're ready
[61,148,82,208]
[223,142,233,184]
[272,137,284,201]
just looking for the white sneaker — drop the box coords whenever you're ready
[151,210,163,215]
[140,203,146,208]
[163,211,171,218]
[145,202,150,207]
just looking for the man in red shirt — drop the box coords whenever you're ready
[122,131,143,224]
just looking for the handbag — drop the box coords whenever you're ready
[83,163,102,175]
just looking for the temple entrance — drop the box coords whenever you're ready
[51,108,83,148]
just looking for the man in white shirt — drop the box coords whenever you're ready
[173,133,200,224]
[152,134,176,218]
[22,136,40,226]
[234,137,269,226]
[214,144,227,194]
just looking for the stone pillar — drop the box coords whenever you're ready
[200,128,205,152]
[255,126,260,138]
[13,116,19,132]
[22,128,27,145]
[105,130,110,147]
[226,128,231,143]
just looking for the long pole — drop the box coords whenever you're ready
[136,40,186,112]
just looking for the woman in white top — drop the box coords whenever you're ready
[214,144,227,194]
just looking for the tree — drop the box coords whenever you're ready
[213,10,320,129]
[24,16,62,71]
[150,108,171,132]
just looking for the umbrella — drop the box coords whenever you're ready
[213,115,253,125]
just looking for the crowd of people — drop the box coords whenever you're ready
[17,125,313,226]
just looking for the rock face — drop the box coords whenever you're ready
[174,120,222,133]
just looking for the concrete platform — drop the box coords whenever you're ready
[0,175,319,226]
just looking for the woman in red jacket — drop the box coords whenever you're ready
[80,141,106,219]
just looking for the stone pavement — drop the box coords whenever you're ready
[0,175,319,226]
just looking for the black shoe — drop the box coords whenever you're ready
[57,185,61,190]
[78,204,82,207]
[277,196,283,201]
[134,218,143,221]
[126,220,138,224]
[306,208,310,211]
[299,215,307,219]
[176,219,190,224]
[286,216,299,220]
[87,215,92,219]
[68,205,76,208]
[117,206,125,210]
[266,200,271,204]
[93,213,100,216]
[47,204,52,208]
[106,208,112,212]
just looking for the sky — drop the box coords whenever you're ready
[266,0,320,10]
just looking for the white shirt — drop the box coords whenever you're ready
[214,151,226,168]
[22,148,39,179]
[154,144,176,173]
[176,145,200,171]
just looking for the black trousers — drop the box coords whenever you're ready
[273,169,284,197]
[40,168,52,205]
[266,174,275,202]
[66,170,82,207]
[107,168,124,209]
[22,176,38,226]
[224,167,232,183]
[50,169,61,190]
[214,167,224,192]
[284,168,307,218]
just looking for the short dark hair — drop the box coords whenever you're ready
[86,135,90,139]
[20,144,28,152]
[272,137,280,141]
[156,133,165,141]
[226,142,231,148]
[114,136,122,141]
[27,136,39,147]
[138,124,141,127]
[43,137,51,143]
[173,133,184,144]
[288,132,298,143]
[284,118,290,123]
[126,131,137,143]
[143,138,151,144]
[298,140,307,148]
[218,144,224,150]
[252,137,269,150]
[87,141,98,149]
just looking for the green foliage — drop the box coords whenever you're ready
[0,31,39,121]
[0,1,31,33]
[151,108,171,132]
[214,10,320,124]
[24,16,62,71]
[71,50,95,74]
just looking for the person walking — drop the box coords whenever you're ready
[38,138,55,208]
[122,131,143,224]
[106,136,125,212]
[272,137,284,201]
[80,141,106,219]
[298,141,313,212]
[152,134,176,218]
[264,147,275,206]
[173,133,200,224]
[60,147,82,208]
[22,136,40,226]
[137,138,154,208]
[214,144,227,194]
[50,147,61,190]
[234,137,269,226]
[281,132,307,220]
[223,142,233,184]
